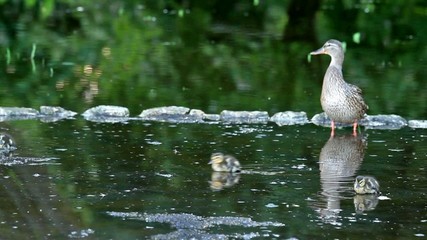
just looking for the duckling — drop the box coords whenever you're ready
[209,153,241,172]
[354,175,380,195]
[0,133,16,152]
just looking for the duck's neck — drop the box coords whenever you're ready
[329,53,344,70]
[324,55,345,86]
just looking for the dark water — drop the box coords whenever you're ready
[1,120,426,239]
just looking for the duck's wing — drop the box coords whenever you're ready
[347,82,363,95]
[346,83,369,110]
[367,178,380,194]
[225,158,241,172]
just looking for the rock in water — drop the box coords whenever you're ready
[360,114,407,129]
[270,111,308,126]
[312,112,407,130]
[0,107,39,121]
[220,110,269,124]
[82,105,129,117]
[40,106,77,117]
[189,109,220,122]
[40,106,77,122]
[408,120,427,129]
[138,106,203,123]
[82,105,129,123]
[311,112,353,127]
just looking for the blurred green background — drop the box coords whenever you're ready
[0,0,426,118]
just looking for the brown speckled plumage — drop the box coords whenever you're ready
[209,152,241,172]
[311,39,368,136]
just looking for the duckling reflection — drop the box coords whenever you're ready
[353,194,379,213]
[209,172,241,191]
[209,153,241,172]
[315,134,366,223]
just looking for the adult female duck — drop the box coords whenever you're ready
[311,39,368,136]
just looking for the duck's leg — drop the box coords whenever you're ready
[352,121,358,136]
[330,120,335,137]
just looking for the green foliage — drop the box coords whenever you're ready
[0,0,425,118]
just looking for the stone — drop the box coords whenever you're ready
[360,114,407,129]
[139,106,202,123]
[40,106,77,117]
[82,105,129,123]
[39,106,77,122]
[106,212,285,229]
[311,112,407,130]
[0,107,39,116]
[189,109,220,122]
[82,105,129,117]
[220,110,269,124]
[408,120,427,129]
[188,109,204,118]
[0,107,39,121]
[203,113,221,121]
[139,106,190,117]
[270,111,309,126]
[311,112,352,127]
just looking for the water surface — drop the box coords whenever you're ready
[1,120,425,239]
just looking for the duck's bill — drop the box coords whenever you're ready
[310,48,325,55]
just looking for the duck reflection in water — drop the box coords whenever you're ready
[353,194,379,213]
[314,134,366,223]
[208,153,241,191]
[209,172,241,191]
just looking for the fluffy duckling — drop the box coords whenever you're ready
[209,153,241,172]
[354,175,380,195]
[0,133,16,152]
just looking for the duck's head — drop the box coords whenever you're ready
[209,152,225,165]
[310,39,344,58]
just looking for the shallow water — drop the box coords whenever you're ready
[0,119,425,239]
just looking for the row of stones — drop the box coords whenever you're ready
[0,105,426,129]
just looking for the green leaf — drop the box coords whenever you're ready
[307,53,311,63]
[6,47,11,65]
[178,9,184,18]
[41,0,54,19]
[31,43,37,59]
[353,32,361,44]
